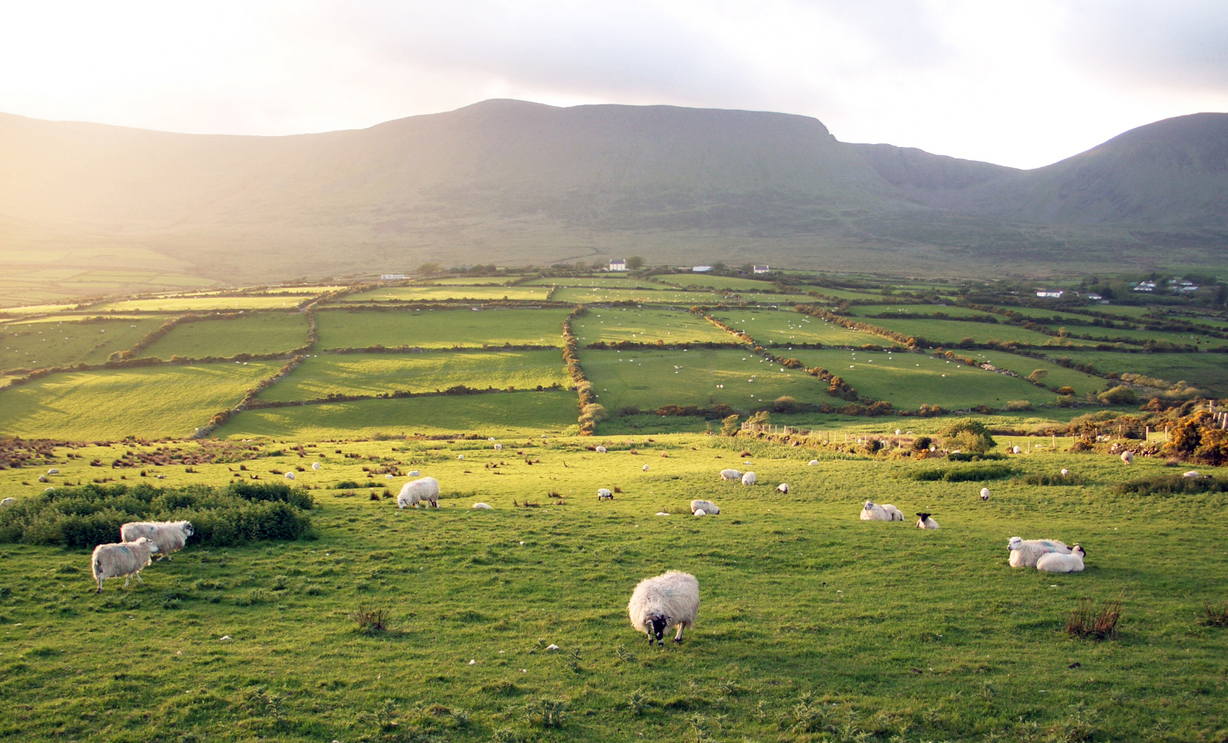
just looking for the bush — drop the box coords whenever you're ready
[1098,385,1138,405]
[939,419,996,454]
[1066,597,1123,640]
[1004,400,1033,411]
[911,436,933,451]
[1112,475,1227,497]
[908,463,1017,482]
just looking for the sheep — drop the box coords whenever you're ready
[597,488,614,501]
[408,470,421,476]
[741,471,756,486]
[776,483,789,493]
[860,501,892,521]
[694,509,707,516]
[91,537,159,593]
[1121,451,1134,464]
[285,471,296,480]
[472,502,493,510]
[494,443,503,451]
[807,460,819,466]
[0,498,14,507]
[1012,446,1021,454]
[596,446,607,453]
[1007,536,1072,568]
[642,464,649,472]
[690,499,719,515]
[397,476,440,509]
[47,468,60,475]
[120,521,194,562]
[457,454,465,461]
[916,512,939,529]
[1183,470,1201,478]
[980,487,991,501]
[719,469,742,481]
[311,462,321,470]
[628,571,700,646]
[1060,468,1069,476]
[881,504,904,521]
[1036,545,1085,573]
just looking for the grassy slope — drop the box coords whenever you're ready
[137,312,310,359]
[0,437,1223,741]
[340,286,554,302]
[572,309,736,345]
[715,308,899,347]
[0,362,278,440]
[315,308,568,350]
[552,287,721,304]
[1,316,166,370]
[1036,349,1228,395]
[90,296,308,312]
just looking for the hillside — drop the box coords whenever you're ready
[1,102,1227,296]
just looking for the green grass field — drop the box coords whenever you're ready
[1,316,167,371]
[214,389,579,439]
[572,308,737,345]
[798,285,887,301]
[91,295,310,312]
[315,308,568,350]
[964,350,1109,396]
[523,277,664,289]
[552,287,720,304]
[663,275,780,291]
[0,361,278,440]
[340,286,554,302]
[1035,349,1228,395]
[0,436,1223,741]
[863,316,1099,347]
[137,312,311,360]
[258,350,568,401]
[843,304,999,319]
[714,309,900,347]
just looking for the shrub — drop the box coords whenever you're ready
[1016,473,1088,486]
[1201,601,1228,628]
[1112,475,1228,497]
[1098,385,1138,405]
[1066,597,1123,640]
[1004,400,1033,411]
[721,414,741,436]
[911,436,933,451]
[908,463,1017,482]
[351,606,391,635]
[939,419,996,454]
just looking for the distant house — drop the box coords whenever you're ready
[380,274,406,281]
[1035,289,1064,298]
[1133,281,1156,293]
[609,260,627,271]
[753,265,770,274]
[1086,293,1103,301]
[692,265,712,273]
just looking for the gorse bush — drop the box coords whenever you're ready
[0,482,313,548]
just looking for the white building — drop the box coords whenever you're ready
[380,274,406,280]
[609,260,627,271]
[692,265,712,273]
[1035,289,1064,298]
[753,265,770,274]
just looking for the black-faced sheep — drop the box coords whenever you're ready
[776,483,789,493]
[916,512,939,529]
[980,488,990,501]
[1036,544,1085,573]
[92,537,159,593]
[597,488,614,501]
[1121,451,1134,464]
[120,521,194,562]
[398,476,440,508]
[1007,536,1071,568]
[628,570,700,646]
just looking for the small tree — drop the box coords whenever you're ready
[417,262,442,276]
[939,419,996,454]
[626,256,644,270]
[720,414,741,436]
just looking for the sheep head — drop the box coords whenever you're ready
[647,614,669,646]
[1072,544,1085,557]
[1007,537,1023,551]
[862,501,875,510]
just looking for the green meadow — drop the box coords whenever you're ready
[572,308,737,345]
[523,277,664,289]
[91,295,309,312]
[1,316,166,371]
[0,362,277,440]
[963,351,1108,396]
[315,308,568,350]
[665,275,780,292]
[843,304,999,319]
[137,312,311,360]
[1035,349,1228,395]
[258,350,569,402]
[340,285,553,302]
[865,317,1096,347]
[552,287,720,304]
[714,309,898,347]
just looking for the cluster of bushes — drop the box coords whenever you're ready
[562,307,596,435]
[585,339,743,350]
[908,463,1017,482]
[0,482,314,548]
[703,315,759,345]
[1162,411,1228,465]
[1112,474,1225,497]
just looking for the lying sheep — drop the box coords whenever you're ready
[408,470,421,476]
[741,471,756,486]
[120,521,194,562]
[807,460,819,466]
[285,471,296,480]
[881,504,904,521]
[628,571,700,646]
[312,462,321,470]
[472,502,493,510]
[0,497,14,507]
[596,446,607,453]
[694,509,707,517]
[690,499,719,515]
[1007,536,1071,568]
[1183,470,1201,478]
[916,512,939,529]
[1121,451,1134,464]
[47,468,60,475]
[719,469,741,481]
[92,537,159,593]
[860,501,892,521]
[598,488,614,501]
[776,483,789,494]
[398,476,440,509]
[1036,545,1085,573]
[457,454,465,461]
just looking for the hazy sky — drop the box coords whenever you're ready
[2,0,1224,169]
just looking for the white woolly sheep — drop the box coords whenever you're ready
[720,469,742,481]
[980,487,991,501]
[628,570,700,646]
[1183,470,1201,478]
[808,459,819,466]
[408,470,421,476]
[1061,468,1069,476]
[120,521,194,562]
[285,471,296,480]
[642,464,649,472]
[860,501,892,521]
[472,502,493,510]
[915,512,939,529]
[0,498,15,507]
[1007,537,1072,568]
[596,446,607,453]
[1121,451,1134,464]
[741,471,756,486]
[598,488,614,501]
[690,499,719,515]
[398,476,440,509]
[47,468,60,474]
[312,462,321,470]
[457,454,465,461]
[694,509,706,516]
[1036,545,1085,573]
[776,483,789,493]
[494,443,503,451]
[92,537,159,593]
[880,504,904,521]
[1012,446,1021,454]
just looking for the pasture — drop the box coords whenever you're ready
[257,350,569,402]
[714,309,898,347]
[523,277,664,289]
[551,287,720,305]
[339,286,553,302]
[0,436,1224,741]
[1035,349,1228,396]
[136,312,311,360]
[1,316,166,371]
[864,317,1098,347]
[91,295,310,312]
[663,275,781,292]
[572,308,737,346]
[843,304,999,320]
[314,308,568,350]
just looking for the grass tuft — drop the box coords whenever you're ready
[1065,597,1123,640]
[1201,601,1228,628]
[350,605,391,635]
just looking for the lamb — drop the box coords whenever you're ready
[980,487,991,501]
[397,476,440,509]
[916,512,939,529]
[457,454,465,461]
[120,521,194,561]
[47,468,60,474]
[776,483,789,494]
[880,504,904,521]
[628,570,700,646]
[597,488,614,501]
[741,471,756,486]
[1012,446,1021,454]
[1007,536,1072,568]
[596,446,607,453]
[91,537,159,593]
[719,469,742,481]
[1121,451,1134,464]
[472,502,493,510]
[860,501,892,521]
[693,509,707,516]
[408,470,421,476]
[1036,545,1085,573]
[0,498,14,507]
[690,499,719,515]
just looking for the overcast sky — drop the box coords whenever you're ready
[1,0,1224,169]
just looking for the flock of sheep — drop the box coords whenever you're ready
[91,520,194,592]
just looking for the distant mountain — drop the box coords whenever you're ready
[1,101,1226,289]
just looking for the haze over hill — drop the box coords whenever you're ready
[1,100,1226,295]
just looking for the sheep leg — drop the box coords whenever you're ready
[673,625,685,643]
[123,575,131,590]
[134,570,144,584]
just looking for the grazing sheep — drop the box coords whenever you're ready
[980,487,990,501]
[311,462,321,470]
[1121,451,1134,464]
[0,498,15,507]
[597,488,614,500]
[120,521,194,562]
[1007,536,1072,568]
[860,501,892,521]
[880,504,904,521]
[47,468,60,475]
[91,538,159,593]
[776,483,789,493]
[628,571,700,646]
[1183,470,1201,478]
[472,502,493,510]
[285,471,296,480]
[916,512,939,529]
[397,476,440,509]
[1061,468,1069,476]
[494,443,503,451]
[1012,446,1021,454]
[408,470,421,476]
[808,460,819,466]
[596,446,607,453]
[457,454,465,461]
[719,469,742,481]
[1036,545,1085,573]
[642,464,649,472]
[741,471,756,486]
[690,499,719,515]
[655,512,670,516]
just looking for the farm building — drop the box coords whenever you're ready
[753,265,770,274]
[609,259,627,271]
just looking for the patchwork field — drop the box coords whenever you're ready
[663,275,781,291]
[572,308,737,345]
[524,277,664,289]
[552,287,720,304]
[136,312,311,359]
[340,285,554,302]
[1,316,167,371]
[258,350,568,402]
[843,304,999,319]
[864,316,1097,347]
[1036,349,1228,395]
[0,361,278,440]
[714,309,898,347]
[964,350,1109,396]
[315,308,568,350]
